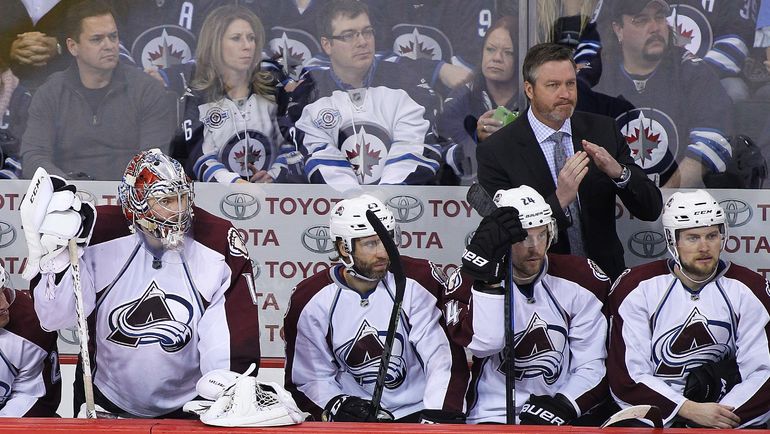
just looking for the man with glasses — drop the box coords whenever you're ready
[592,0,733,189]
[608,190,770,428]
[285,0,444,188]
[0,263,61,417]
[284,194,468,423]
[446,185,611,425]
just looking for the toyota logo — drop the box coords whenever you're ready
[627,231,667,259]
[302,225,335,254]
[220,193,260,220]
[76,190,98,205]
[719,199,752,228]
[0,221,16,248]
[58,326,80,346]
[386,195,424,223]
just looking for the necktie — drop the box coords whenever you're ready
[550,131,586,257]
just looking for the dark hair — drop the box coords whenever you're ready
[484,15,517,52]
[64,0,114,41]
[522,42,575,85]
[316,0,370,38]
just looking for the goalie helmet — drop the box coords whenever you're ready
[493,185,557,247]
[662,190,726,264]
[118,149,194,249]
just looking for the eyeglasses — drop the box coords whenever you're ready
[629,13,668,27]
[327,27,375,43]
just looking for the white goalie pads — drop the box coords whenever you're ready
[184,364,309,427]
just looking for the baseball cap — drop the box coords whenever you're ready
[612,0,671,20]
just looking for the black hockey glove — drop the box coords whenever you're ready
[417,409,466,424]
[462,207,527,283]
[322,394,394,422]
[684,357,741,403]
[519,394,577,426]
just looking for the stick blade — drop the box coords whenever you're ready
[601,405,663,428]
[466,183,498,217]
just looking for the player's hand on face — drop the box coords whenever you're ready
[555,151,588,209]
[582,140,622,178]
[679,401,740,429]
[477,109,502,141]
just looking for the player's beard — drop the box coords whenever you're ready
[354,257,390,281]
[680,256,718,281]
[642,35,667,62]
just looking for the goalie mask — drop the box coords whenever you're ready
[662,190,726,265]
[493,185,557,248]
[330,194,396,282]
[118,149,194,250]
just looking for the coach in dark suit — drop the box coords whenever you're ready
[477,43,662,280]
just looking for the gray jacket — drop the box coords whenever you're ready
[21,62,175,180]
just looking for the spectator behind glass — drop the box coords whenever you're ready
[592,0,733,189]
[0,57,31,179]
[20,0,175,180]
[437,15,518,185]
[171,5,289,184]
[288,0,443,189]
[0,0,73,92]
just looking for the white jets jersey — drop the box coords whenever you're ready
[444,254,610,423]
[31,206,261,417]
[183,92,285,183]
[0,291,60,417]
[608,259,770,427]
[284,258,468,420]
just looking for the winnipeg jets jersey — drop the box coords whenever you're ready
[443,255,610,424]
[178,90,286,183]
[608,259,770,427]
[0,291,60,417]
[293,60,442,186]
[31,206,261,417]
[284,258,469,420]
[594,47,732,185]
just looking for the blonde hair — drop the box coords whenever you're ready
[192,5,274,101]
[537,0,598,44]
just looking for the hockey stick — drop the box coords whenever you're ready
[466,183,516,424]
[365,209,406,421]
[69,239,97,419]
[600,404,663,428]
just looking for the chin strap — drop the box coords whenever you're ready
[340,256,380,282]
[676,262,719,286]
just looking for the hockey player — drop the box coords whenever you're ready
[0,264,61,417]
[287,0,444,187]
[283,194,468,423]
[449,185,610,424]
[593,0,734,189]
[608,190,770,428]
[21,149,261,418]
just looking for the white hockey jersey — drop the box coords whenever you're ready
[284,258,468,420]
[608,259,770,427]
[31,206,261,417]
[444,254,610,424]
[0,291,60,417]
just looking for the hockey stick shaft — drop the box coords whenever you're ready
[365,210,406,421]
[466,184,516,423]
[69,239,96,419]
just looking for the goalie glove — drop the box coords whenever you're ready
[19,168,96,280]
[684,357,741,403]
[462,207,527,284]
[321,394,394,422]
[519,394,577,426]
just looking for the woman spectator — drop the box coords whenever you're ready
[172,5,287,184]
[437,16,517,185]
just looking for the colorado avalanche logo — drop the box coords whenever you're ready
[508,313,567,385]
[266,28,321,81]
[132,25,195,69]
[338,123,391,184]
[392,25,453,62]
[617,108,679,176]
[653,307,733,378]
[334,320,407,389]
[667,4,713,59]
[107,282,193,353]
[219,130,272,177]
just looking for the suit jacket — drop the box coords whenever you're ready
[477,110,662,280]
